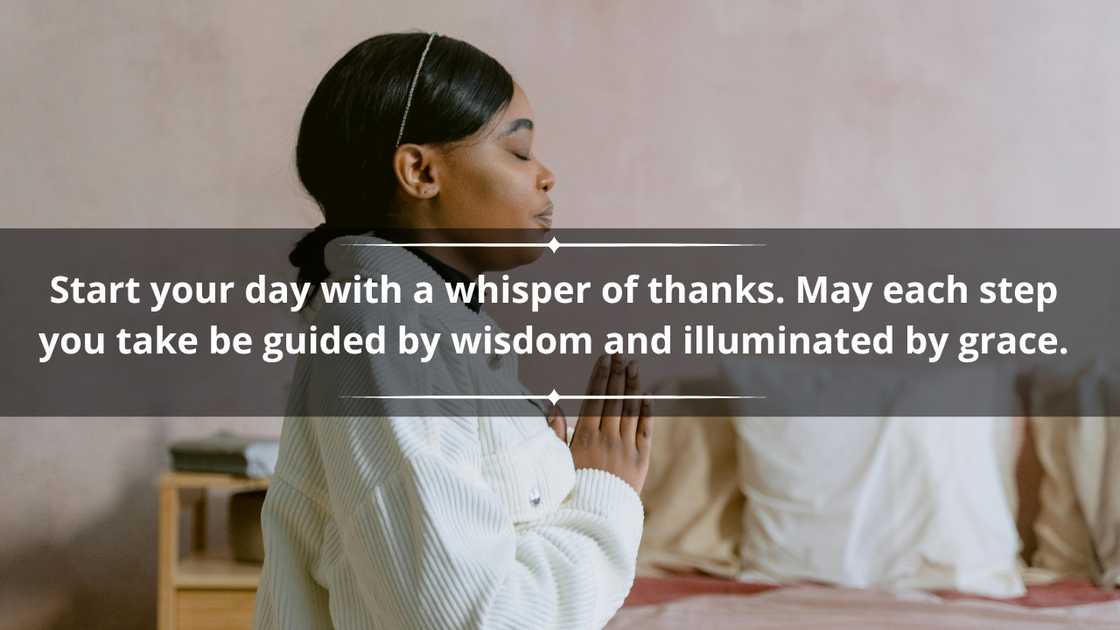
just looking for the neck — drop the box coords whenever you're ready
[415,243,480,278]
[375,226,481,278]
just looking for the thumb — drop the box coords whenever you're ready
[547,404,568,443]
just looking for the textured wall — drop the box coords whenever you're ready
[3,1,1120,628]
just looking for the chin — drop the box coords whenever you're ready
[468,222,550,270]
[509,244,546,269]
[482,242,545,272]
[521,245,546,264]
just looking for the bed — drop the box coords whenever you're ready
[612,574,1120,628]
[621,370,1120,629]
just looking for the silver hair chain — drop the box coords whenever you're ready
[395,32,439,148]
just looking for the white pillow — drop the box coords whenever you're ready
[722,359,1025,597]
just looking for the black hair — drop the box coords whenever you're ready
[289,32,515,304]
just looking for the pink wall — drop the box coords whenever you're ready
[5,1,1120,230]
[3,1,1120,627]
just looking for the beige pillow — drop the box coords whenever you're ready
[1027,360,1120,587]
[636,375,743,578]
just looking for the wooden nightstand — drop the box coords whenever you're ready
[158,472,269,630]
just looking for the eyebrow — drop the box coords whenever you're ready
[499,118,534,137]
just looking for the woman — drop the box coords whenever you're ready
[253,32,654,630]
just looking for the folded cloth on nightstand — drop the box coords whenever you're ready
[169,430,279,478]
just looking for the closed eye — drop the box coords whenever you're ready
[513,151,531,161]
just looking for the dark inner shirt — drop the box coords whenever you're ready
[365,230,480,314]
[404,245,481,314]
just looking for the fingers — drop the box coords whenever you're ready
[620,360,641,440]
[576,354,610,434]
[567,363,653,496]
[636,397,654,454]
[600,355,627,437]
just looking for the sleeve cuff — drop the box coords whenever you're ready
[569,468,646,540]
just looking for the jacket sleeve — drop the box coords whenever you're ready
[313,418,645,630]
[307,304,645,629]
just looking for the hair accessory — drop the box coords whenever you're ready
[395,32,439,148]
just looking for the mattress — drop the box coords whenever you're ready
[612,575,1120,629]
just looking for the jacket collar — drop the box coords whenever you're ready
[301,233,491,326]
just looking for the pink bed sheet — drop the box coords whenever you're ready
[613,575,1120,629]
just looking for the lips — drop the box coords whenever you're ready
[535,203,554,229]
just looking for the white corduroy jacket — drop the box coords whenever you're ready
[252,235,645,630]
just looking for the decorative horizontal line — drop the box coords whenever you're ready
[344,237,766,253]
[339,395,764,399]
[340,391,765,405]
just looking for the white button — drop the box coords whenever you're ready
[528,488,541,507]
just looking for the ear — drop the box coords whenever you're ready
[392,144,440,200]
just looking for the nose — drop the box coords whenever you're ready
[538,164,555,193]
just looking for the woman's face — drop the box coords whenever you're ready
[395,82,557,273]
